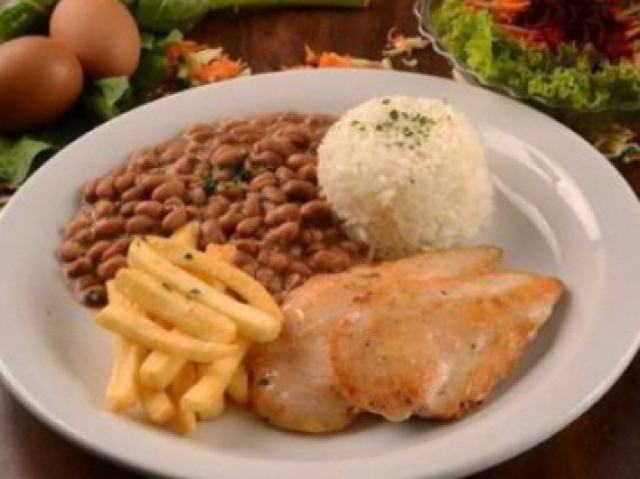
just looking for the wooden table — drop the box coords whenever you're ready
[2,1,640,477]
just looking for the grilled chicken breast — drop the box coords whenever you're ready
[248,246,563,433]
[330,271,563,421]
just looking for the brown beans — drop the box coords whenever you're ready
[186,206,201,220]
[135,201,163,219]
[265,203,300,226]
[161,141,186,162]
[297,164,317,182]
[233,250,256,268]
[289,261,313,277]
[262,186,287,204]
[65,257,92,279]
[213,144,247,167]
[86,241,111,262]
[287,153,316,170]
[121,185,145,203]
[242,194,262,217]
[201,218,226,244]
[83,179,99,203]
[58,241,85,262]
[205,198,230,219]
[74,228,95,245]
[183,124,214,142]
[95,177,116,200]
[188,187,207,206]
[163,196,185,212]
[120,201,139,217]
[235,240,259,255]
[256,267,275,285]
[219,208,244,233]
[152,179,185,202]
[61,112,366,307]
[103,237,130,260]
[241,262,258,277]
[268,253,290,272]
[93,200,116,219]
[95,217,124,238]
[132,153,157,170]
[79,285,107,307]
[255,137,297,158]
[264,221,299,244]
[301,200,332,220]
[65,216,91,238]
[98,255,127,280]
[283,180,317,201]
[115,173,135,192]
[172,156,194,175]
[249,172,276,191]
[251,150,284,169]
[236,217,263,237]
[285,272,303,291]
[267,275,283,294]
[275,166,295,184]
[162,207,188,233]
[126,215,155,234]
[310,250,351,273]
[139,174,167,192]
[76,274,101,292]
[301,228,324,245]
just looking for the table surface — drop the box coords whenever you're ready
[3,1,640,478]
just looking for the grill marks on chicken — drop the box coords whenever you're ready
[248,246,563,433]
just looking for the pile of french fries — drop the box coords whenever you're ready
[94,222,283,435]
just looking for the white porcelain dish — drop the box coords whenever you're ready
[1,70,640,479]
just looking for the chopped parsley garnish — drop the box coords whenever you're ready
[201,174,217,194]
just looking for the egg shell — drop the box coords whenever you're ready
[50,0,141,79]
[0,36,83,133]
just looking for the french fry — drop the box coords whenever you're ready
[95,304,239,362]
[206,244,237,263]
[168,363,198,436]
[140,388,175,424]
[181,341,248,417]
[171,222,200,247]
[128,238,280,343]
[148,237,282,321]
[105,337,146,412]
[227,365,249,406]
[140,350,186,391]
[114,268,236,343]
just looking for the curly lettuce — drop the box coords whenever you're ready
[431,0,640,111]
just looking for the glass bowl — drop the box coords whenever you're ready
[413,0,640,114]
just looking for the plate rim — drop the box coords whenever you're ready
[2,69,640,479]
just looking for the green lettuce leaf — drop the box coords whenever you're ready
[82,77,133,121]
[0,0,58,42]
[0,136,53,186]
[133,0,210,33]
[432,0,640,111]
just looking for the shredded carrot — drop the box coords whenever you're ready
[193,58,244,83]
[166,41,200,65]
[302,45,390,69]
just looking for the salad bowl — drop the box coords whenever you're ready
[415,0,640,113]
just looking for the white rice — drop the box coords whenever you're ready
[318,95,493,258]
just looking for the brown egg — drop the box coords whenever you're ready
[0,37,83,133]
[50,0,141,79]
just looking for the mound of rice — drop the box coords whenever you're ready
[318,96,493,258]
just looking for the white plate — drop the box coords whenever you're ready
[1,70,640,479]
